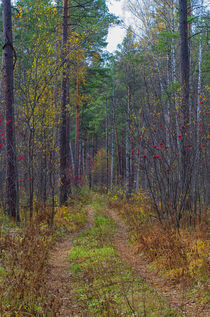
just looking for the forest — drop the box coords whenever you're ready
[0,0,209,316]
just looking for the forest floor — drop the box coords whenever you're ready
[106,207,208,317]
[47,206,95,316]
[47,195,209,317]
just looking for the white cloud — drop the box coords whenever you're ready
[106,0,128,52]
[106,25,125,52]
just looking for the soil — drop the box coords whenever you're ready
[47,206,95,317]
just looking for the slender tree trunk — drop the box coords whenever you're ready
[2,0,19,221]
[112,90,121,184]
[70,139,75,175]
[60,0,70,205]
[195,0,204,212]
[179,0,190,221]
[110,105,115,191]
[126,85,131,195]
[179,0,190,128]
[105,97,109,191]
[28,128,34,220]
[75,74,80,185]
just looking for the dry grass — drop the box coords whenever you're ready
[107,191,209,307]
[0,216,61,316]
[0,194,89,316]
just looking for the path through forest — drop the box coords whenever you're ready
[47,202,208,317]
[47,206,95,316]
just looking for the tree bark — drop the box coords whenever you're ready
[75,74,80,185]
[126,85,131,195]
[60,0,70,205]
[179,0,190,126]
[2,0,19,221]
[179,0,190,221]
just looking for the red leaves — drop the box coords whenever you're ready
[143,154,147,158]
[0,144,2,148]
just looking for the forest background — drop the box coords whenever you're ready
[0,0,209,227]
[0,0,209,315]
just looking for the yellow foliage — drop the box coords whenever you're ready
[54,205,86,232]
[186,239,208,280]
[108,191,209,285]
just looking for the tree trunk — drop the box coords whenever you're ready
[60,0,70,205]
[2,0,19,222]
[179,0,190,128]
[179,0,190,221]
[105,97,109,191]
[126,85,131,195]
[110,108,115,192]
[75,74,80,185]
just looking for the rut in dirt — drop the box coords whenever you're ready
[47,206,95,317]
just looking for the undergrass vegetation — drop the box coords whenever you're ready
[68,198,177,316]
[0,220,60,315]
[0,194,87,316]
[107,189,210,310]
